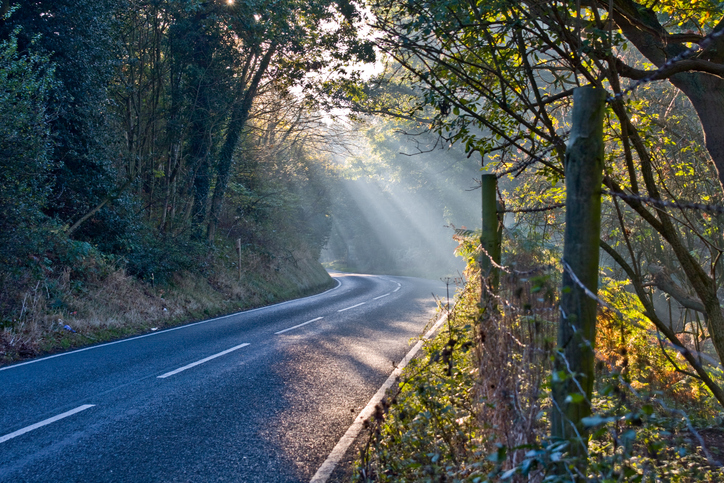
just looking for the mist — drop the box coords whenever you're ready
[321,121,482,279]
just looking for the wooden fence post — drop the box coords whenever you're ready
[551,85,606,470]
[236,238,242,282]
[480,174,501,297]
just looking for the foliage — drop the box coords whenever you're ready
[0,29,55,270]
[358,0,724,408]
[1,0,125,234]
[122,232,212,284]
[0,236,334,363]
[596,277,719,404]
[110,0,375,241]
[355,252,724,481]
[355,279,481,481]
[0,0,360,341]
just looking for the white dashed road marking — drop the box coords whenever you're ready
[275,317,324,335]
[0,405,95,444]
[337,303,365,313]
[157,343,250,379]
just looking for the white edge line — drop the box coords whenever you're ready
[0,404,95,444]
[337,302,365,313]
[310,312,448,483]
[157,343,250,379]
[275,317,324,335]
[392,286,400,292]
[373,293,391,300]
[1,279,342,373]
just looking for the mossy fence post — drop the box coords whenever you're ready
[550,85,606,475]
[480,173,501,300]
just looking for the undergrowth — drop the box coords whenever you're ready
[0,241,333,364]
[354,259,724,482]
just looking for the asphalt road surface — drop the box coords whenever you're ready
[0,272,446,482]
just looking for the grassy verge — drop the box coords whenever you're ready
[354,276,483,482]
[354,267,724,482]
[0,246,333,365]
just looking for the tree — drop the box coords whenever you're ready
[204,0,375,241]
[603,0,724,190]
[218,87,341,259]
[364,0,724,406]
[0,0,129,245]
[0,30,54,270]
[111,0,375,243]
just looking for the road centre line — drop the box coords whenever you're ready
[0,405,95,444]
[393,286,400,292]
[275,317,324,335]
[337,302,365,312]
[373,293,391,300]
[310,311,449,483]
[157,343,250,379]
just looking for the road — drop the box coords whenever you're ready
[0,272,446,482]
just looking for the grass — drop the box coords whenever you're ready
[0,245,334,365]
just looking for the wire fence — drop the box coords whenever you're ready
[473,242,723,372]
[503,203,565,214]
[503,192,724,215]
[474,239,724,467]
[471,19,724,472]
[561,259,723,467]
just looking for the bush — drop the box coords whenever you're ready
[0,29,55,273]
[122,231,212,285]
[355,253,724,481]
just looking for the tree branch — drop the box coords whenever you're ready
[600,239,724,406]
[65,179,132,236]
[615,57,724,81]
[648,264,706,313]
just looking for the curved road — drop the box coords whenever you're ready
[0,273,446,482]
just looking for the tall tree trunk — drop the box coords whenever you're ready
[206,41,277,241]
[189,126,212,227]
[609,1,724,190]
[669,73,724,187]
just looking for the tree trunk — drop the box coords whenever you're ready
[601,240,724,407]
[669,73,724,189]
[607,96,724,374]
[65,179,132,236]
[609,0,724,190]
[207,42,277,241]
[190,129,212,227]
